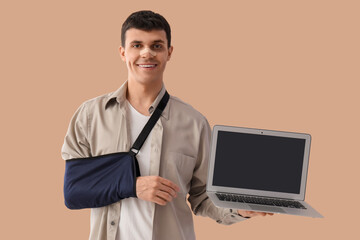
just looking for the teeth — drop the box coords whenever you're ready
[139,64,155,68]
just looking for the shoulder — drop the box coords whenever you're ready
[69,91,119,123]
[79,91,116,112]
[169,95,208,125]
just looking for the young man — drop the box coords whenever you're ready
[62,10,271,240]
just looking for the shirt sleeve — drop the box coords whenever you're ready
[61,102,91,160]
[187,119,248,225]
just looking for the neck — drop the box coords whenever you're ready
[126,79,163,116]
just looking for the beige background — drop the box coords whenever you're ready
[1,0,359,239]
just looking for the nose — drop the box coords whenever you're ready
[140,48,157,57]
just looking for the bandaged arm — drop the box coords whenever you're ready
[61,103,137,209]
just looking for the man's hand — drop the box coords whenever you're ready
[136,176,180,205]
[237,210,274,218]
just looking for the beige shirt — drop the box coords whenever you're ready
[61,81,246,240]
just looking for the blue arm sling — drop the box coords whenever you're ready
[64,91,169,209]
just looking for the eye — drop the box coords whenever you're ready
[152,44,162,50]
[132,44,141,48]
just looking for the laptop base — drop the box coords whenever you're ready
[207,191,323,218]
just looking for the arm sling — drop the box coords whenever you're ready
[64,91,170,209]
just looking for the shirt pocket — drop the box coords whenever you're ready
[165,152,197,193]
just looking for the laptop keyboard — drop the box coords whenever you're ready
[216,193,306,209]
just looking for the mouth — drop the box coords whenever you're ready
[137,64,158,69]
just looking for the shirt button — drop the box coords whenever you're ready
[111,221,115,226]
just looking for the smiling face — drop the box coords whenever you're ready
[119,28,173,87]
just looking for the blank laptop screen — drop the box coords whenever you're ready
[213,131,306,194]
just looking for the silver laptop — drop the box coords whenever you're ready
[206,125,323,218]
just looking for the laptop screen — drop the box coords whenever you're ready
[212,131,306,194]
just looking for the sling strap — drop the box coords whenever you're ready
[130,91,169,155]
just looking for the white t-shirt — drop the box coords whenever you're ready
[116,101,154,240]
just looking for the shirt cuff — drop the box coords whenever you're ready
[216,208,249,225]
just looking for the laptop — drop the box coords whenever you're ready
[206,125,323,218]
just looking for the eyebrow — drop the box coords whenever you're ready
[129,40,142,45]
[129,40,165,44]
[153,40,165,44]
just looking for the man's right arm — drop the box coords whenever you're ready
[62,102,180,208]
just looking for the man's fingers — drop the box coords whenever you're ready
[156,190,173,203]
[152,196,166,206]
[158,177,180,192]
[158,183,177,198]
[238,210,274,218]
[136,176,180,205]
[151,190,173,206]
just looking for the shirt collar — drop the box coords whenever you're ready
[105,80,170,120]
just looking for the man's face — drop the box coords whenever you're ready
[119,28,173,86]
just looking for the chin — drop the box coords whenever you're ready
[133,77,162,86]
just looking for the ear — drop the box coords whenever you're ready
[119,46,126,62]
[167,46,174,61]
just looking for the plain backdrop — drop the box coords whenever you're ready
[1,0,359,239]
